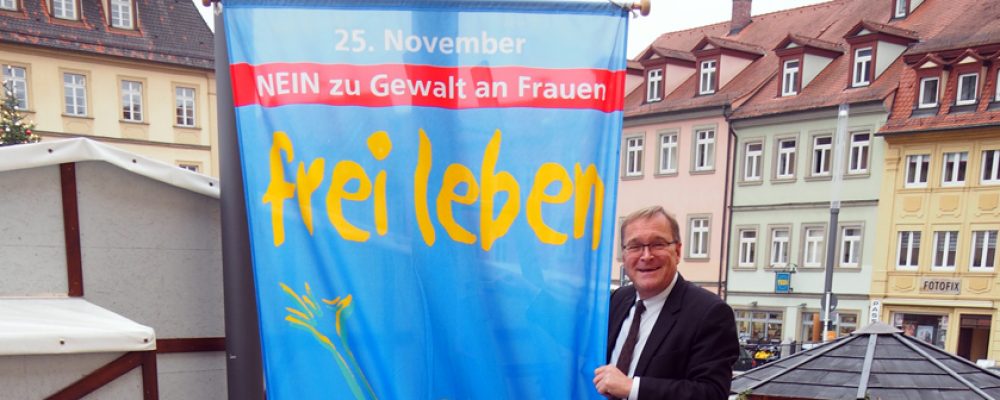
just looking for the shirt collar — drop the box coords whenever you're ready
[635,271,678,309]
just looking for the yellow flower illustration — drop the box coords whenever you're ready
[282,282,377,400]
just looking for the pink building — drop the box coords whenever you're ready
[615,0,809,294]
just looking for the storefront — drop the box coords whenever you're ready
[882,304,995,363]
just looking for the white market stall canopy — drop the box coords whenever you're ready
[0,298,155,355]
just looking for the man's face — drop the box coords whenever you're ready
[622,214,680,299]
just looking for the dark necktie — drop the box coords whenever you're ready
[615,300,645,375]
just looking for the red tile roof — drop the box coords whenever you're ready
[878,0,1000,135]
[628,0,994,122]
[0,1,214,70]
[726,0,989,120]
[625,0,869,118]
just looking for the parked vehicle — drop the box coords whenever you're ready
[733,346,757,372]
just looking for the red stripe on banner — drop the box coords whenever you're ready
[230,63,625,112]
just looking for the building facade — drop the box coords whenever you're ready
[0,0,218,175]
[872,5,1000,362]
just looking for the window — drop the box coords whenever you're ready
[176,87,196,127]
[694,129,715,171]
[63,73,87,116]
[918,77,939,108]
[941,151,967,186]
[744,142,762,181]
[0,0,16,11]
[738,229,757,267]
[996,69,1000,102]
[689,217,709,258]
[3,65,28,109]
[840,226,861,268]
[905,154,929,188]
[848,132,870,174]
[178,163,200,172]
[782,60,800,96]
[624,136,643,177]
[776,138,796,179]
[658,133,677,174]
[812,136,832,176]
[852,47,872,87]
[699,60,717,95]
[983,150,1000,184]
[110,0,134,29]
[736,310,784,344]
[800,312,858,343]
[894,0,907,17]
[897,231,921,269]
[770,228,790,268]
[121,80,143,122]
[646,68,663,102]
[52,0,77,20]
[932,231,958,270]
[802,227,824,268]
[970,231,997,271]
[957,73,979,106]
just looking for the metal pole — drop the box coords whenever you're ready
[821,104,849,343]
[214,2,266,398]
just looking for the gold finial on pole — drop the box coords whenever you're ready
[633,0,650,16]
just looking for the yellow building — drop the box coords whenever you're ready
[0,0,218,176]
[872,26,1000,363]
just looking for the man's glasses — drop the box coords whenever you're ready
[623,240,678,255]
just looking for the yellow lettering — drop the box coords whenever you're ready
[437,164,479,244]
[574,163,604,250]
[480,129,520,251]
[368,131,392,236]
[296,158,325,235]
[326,161,372,242]
[415,129,436,245]
[527,163,572,244]
[263,131,296,246]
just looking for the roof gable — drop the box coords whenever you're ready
[692,36,766,59]
[844,19,919,44]
[774,34,844,58]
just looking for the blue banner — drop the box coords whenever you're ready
[224,1,626,398]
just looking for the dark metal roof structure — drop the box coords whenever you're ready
[731,322,1000,400]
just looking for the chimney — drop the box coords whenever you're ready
[730,0,752,35]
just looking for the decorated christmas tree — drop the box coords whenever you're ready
[0,81,39,146]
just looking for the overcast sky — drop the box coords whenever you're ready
[192,0,830,58]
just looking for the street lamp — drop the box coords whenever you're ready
[821,104,849,343]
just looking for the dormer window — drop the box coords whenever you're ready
[894,0,908,18]
[957,73,978,106]
[51,0,77,20]
[918,77,939,108]
[646,68,663,102]
[699,60,717,95]
[782,60,800,96]
[110,0,135,29]
[852,47,872,87]
[0,0,17,11]
[995,69,1000,102]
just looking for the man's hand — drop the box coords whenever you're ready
[593,365,633,398]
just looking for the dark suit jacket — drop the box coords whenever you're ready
[607,275,738,400]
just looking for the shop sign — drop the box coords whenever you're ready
[919,277,961,294]
[775,272,791,294]
[869,299,881,323]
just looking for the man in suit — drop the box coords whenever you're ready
[594,206,738,400]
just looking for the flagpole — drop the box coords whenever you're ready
[211,1,266,398]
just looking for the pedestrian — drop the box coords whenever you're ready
[593,206,739,400]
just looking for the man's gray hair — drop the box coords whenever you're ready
[619,205,681,247]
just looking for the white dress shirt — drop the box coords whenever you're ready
[610,272,679,400]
